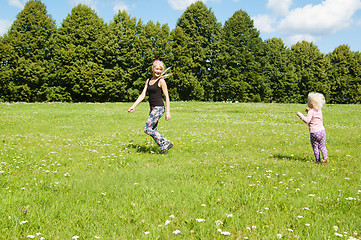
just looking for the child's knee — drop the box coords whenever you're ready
[144,127,151,135]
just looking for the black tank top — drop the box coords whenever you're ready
[147,78,164,107]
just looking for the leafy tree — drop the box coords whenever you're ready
[0,0,57,102]
[170,1,221,100]
[53,4,113,102]
[109,11,150,101]
[291,41,331,102]
[327,45,361,103]
[264,38,299,103]
[219,9,269,102]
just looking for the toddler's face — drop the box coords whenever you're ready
[307,101,313,108]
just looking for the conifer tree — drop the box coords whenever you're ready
[109,11,149,101]
[220,9,268,102]
[53,4,112,102]
[170,1,221,100]
[327,45,361,103]
[264,38,299,103]
[0,0,57,101]
[291,41,331,102]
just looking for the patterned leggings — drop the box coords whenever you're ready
[144,106,170,151]
[310,130,328,162]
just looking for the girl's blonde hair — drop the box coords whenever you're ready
[152,59,171,79]
[308,92,326,110]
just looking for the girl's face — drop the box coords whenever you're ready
[153,64,163,78]
[307,101,313,108]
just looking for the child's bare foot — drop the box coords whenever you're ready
[323,158,329,164]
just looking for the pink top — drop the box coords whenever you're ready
[298,108,325,133]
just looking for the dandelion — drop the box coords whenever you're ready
[173,230,181,234]
[215,220,223,225]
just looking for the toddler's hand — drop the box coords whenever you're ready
[296,112,302,117]
[305,108,309,113]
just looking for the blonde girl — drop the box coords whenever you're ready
[297,92,328,163]
[128,60,173,154]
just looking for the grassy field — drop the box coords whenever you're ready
[0,102,360,239]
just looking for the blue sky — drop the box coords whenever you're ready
[1,0,361,53]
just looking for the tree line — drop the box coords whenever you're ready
[1,0,360,103]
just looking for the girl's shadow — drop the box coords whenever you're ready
[272,154,310,162]
[128,141,160,154]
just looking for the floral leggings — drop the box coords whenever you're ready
[144,106,170,151]
[310,130,328,162]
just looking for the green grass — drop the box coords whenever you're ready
[0,102,360,239]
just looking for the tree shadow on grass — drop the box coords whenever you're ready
[272,154,311,162]
[128,141,160,154]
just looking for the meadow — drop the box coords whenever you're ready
[0,102,360,239]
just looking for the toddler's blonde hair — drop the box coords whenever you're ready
[308,92,326,110]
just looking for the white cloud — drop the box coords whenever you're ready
[287,34,320,45]
[8,0,24,9]
[258,0,361,45]
[167,0,207,11]
[0,19,12,36]
[278,0,361,36]
[253,14,276,33]
[113,1,129,13]
[267,0,292,16]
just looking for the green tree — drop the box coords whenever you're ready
[218,9,269,102]
[109,11,150,101]
[0,0,57,102]
[53,4,113,102]
[291,41,331,102]
[170,1,221,100]
[264,38,299,103]
[327,45,361,103]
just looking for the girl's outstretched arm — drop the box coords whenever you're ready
[128,80,148,112]
[160,78,171,120]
